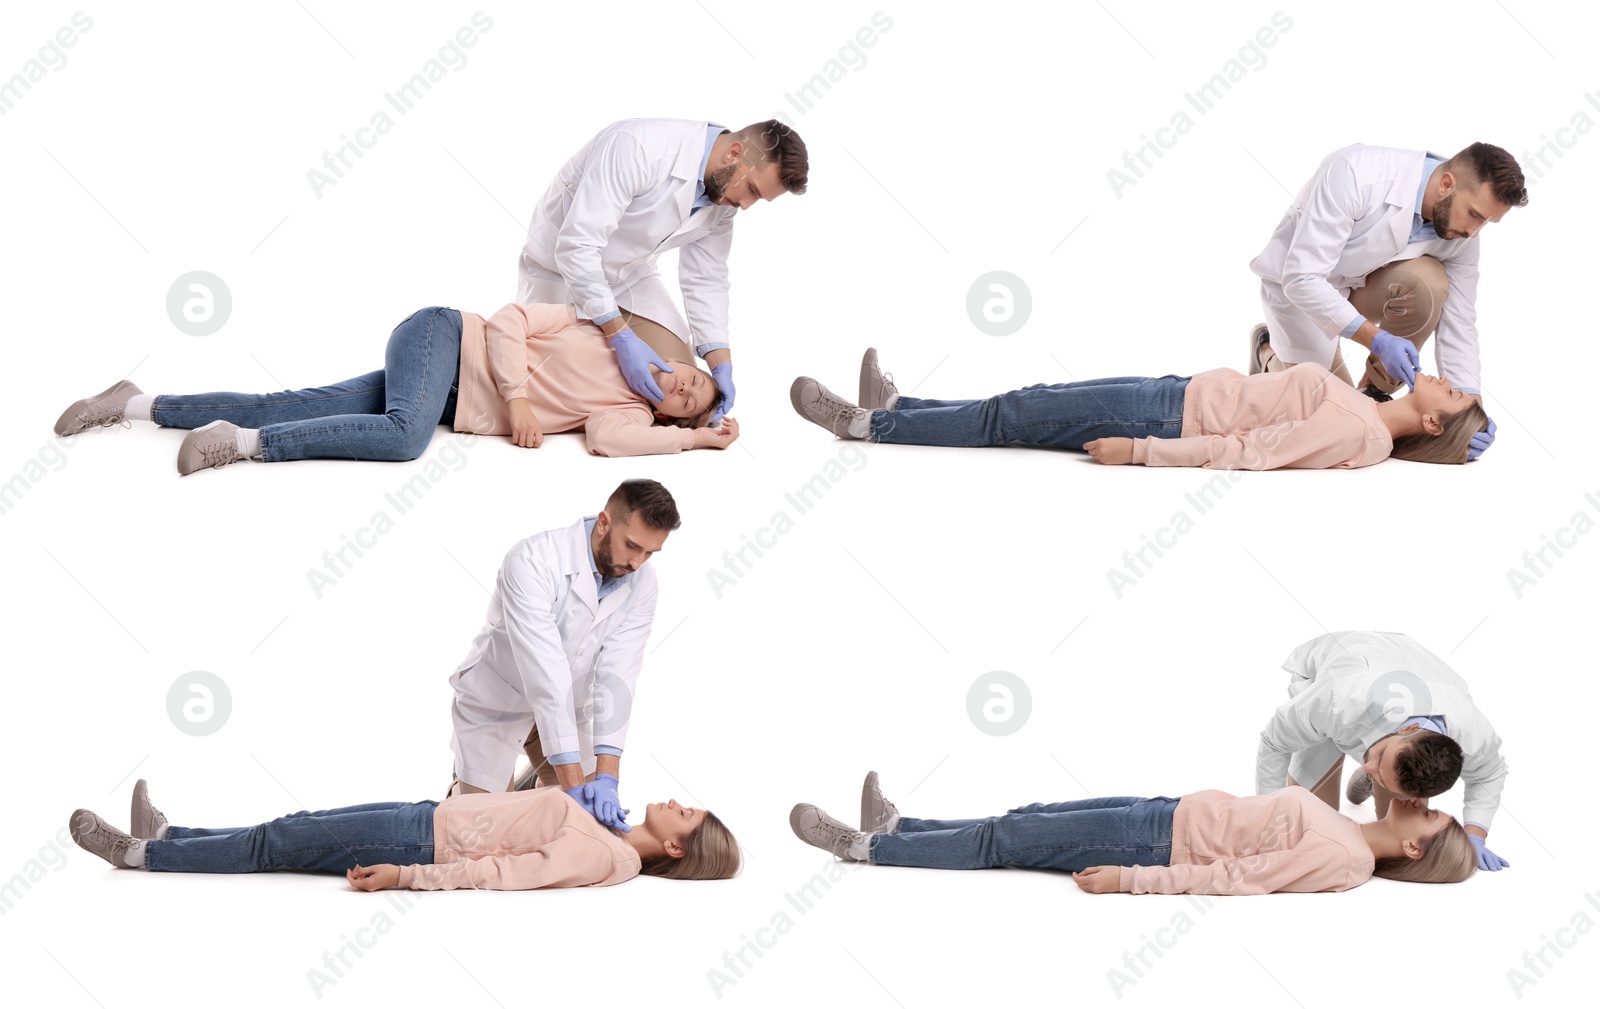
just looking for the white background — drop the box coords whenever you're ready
[1,2,1597,1006]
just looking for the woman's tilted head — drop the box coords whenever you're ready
[1388,373,1490,465]
[649,362,724,429]
[1369,799,1477,884]
[634,798,742,880]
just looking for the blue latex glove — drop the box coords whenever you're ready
[564,781,598,817]
[1368,329,1419,390]
[1468,833,1508,871]
[710,361,736,423]
[588,773,631,832]
[609,327,670,405]
[1458,388,1497,460]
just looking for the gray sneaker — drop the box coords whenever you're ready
[1247,323,1271,375]
[54,380,143,436]
[790,378,868,440]
[860,770,901,834]
[1346,769,1374,805]
[130,779,169,840]
[858,348,900,412]
[70,808,140,868]
[177,420,246,475]
[790,803,868,861]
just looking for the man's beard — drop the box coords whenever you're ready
[595,534,630,578]
[704,162,738,205]
[1430,191,1456,239]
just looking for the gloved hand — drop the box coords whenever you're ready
[1458,388,1496,461]
[1368,329,1419,390]
[609,327,671,404]
[588,773,631,832]
[564,781,598,817]
[710,362,736,423]
[1468,833,1508,871]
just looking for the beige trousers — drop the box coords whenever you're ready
[1260,255,1448,393]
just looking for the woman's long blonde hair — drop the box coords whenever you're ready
[1389,400,1489,465]
[639,811,742,880]
[1371,815,1477,884]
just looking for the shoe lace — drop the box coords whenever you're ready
[200,439,242,469]
[76,813,135,858]
[76,405,132,432]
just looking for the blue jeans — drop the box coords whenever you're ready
[151,307,463,462]
[868,796,1179,872]
[868,375,1190,449]
[144,800,436,873]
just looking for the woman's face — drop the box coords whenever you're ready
[649,363,716,420]
[1381,796,1453,847]
[643,798,707,840]
[1409,372,1473,422]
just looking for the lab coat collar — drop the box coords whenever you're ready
[1385,149,1451,249]
[662,121,734,243]
[561,515,633,621]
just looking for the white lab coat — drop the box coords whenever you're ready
[519,118,738,358]
[448,517,657,790]
[1254,631,1508,831]
[1250,144,1483,389]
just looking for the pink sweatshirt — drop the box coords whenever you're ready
[1119,787,1374,895]
[397,788,640,891]
[454,303,699,457]
[1130,366,1393,470]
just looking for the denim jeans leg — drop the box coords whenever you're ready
[151,372,387,431]
[256,307,463,463]
[869,796,1177,872]
[163,802,423,839]
[870,376,1189,449]
[146,801,437,873]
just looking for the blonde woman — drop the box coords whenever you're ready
[53,303,737,475]
[71,779,739,888]
[789,772,1475,894]
[790,349,1488,468]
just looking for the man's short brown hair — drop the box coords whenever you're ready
[1445,142,1529,208]
[606,479,681,531]
[733,119,809,195]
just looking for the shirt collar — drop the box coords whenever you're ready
[1415,155,1443,221]
[693,126,729,207]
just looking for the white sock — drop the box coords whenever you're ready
[846,410,872,440]
[884,392,899,411]
[235,427,262,459]
[126,394,156,422]
[122,838,148,868]
[847,831,874,861]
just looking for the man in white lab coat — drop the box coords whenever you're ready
[519,118,810,425]
[1249,142,1527,460]
[446,479,679,832]
[1254,630,1511,872]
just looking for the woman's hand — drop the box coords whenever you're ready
[695,416,739,450]
[346,863,401,891]
[1084,437,1133,465]
[1072,866,1121,893]
[507,398,543,449]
